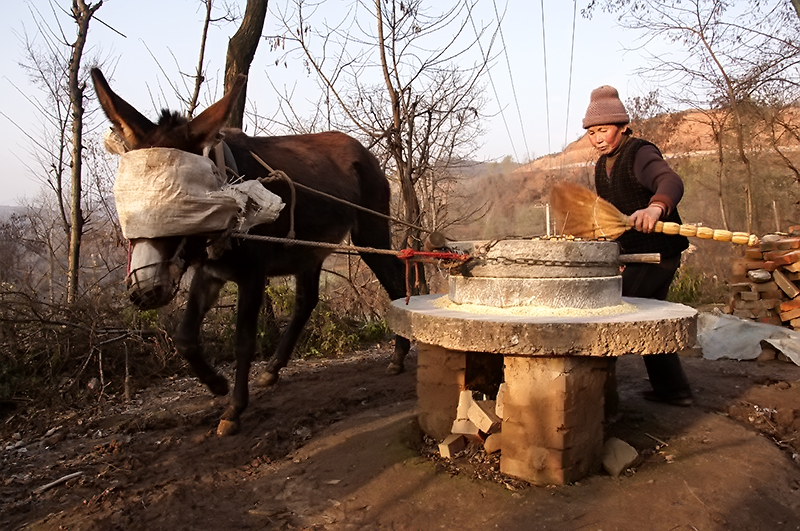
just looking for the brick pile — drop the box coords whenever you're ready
[728,233,800,328]
[439,388,504,459]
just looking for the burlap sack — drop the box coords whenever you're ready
[114,148,283,239]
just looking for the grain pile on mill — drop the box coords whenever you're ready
[728,229,800,329]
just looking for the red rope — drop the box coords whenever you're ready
[396,248,471,262]
[397,248,470,303]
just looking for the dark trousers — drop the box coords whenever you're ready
[606,255,692,414]
[622,254,692,397]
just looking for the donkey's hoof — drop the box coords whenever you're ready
[255,371,280,387]
[385,362,404,375]
[216,419,239,437]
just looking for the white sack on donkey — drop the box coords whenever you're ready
[108,130,284,239]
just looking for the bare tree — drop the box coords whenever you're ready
[6,1,106,303]
[268,0,495,293]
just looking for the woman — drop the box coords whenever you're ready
[583,85,693,407]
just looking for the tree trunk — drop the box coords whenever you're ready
[375,0,427,294]
[698,21,753,234]
[710,119,730,231]
[67,0,102,304]
[223,0,269,128]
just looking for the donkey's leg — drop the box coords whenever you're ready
[217,273,266,437]
[353,224,412,375]
[256,265,322,387]
[174,268,229,396]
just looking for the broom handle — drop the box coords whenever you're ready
[653,221,758,246]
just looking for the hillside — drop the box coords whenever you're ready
[452,107,800,242]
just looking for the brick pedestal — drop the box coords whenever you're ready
[501,356,607,484]
[387,295,697,485]
[416,344,467,441]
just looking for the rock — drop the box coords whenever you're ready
[483,432,502,454]
[747,269,773,283]
[757,346,777,362]
[602,437,639,476]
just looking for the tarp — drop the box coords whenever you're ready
[697,310,800,366]
[113,147,283,239]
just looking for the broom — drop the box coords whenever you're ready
[549,181,759,246]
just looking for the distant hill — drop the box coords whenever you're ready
[0,205,25,220]
[514,107,800,175]
[452,107,800,239]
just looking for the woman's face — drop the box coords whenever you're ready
[586,124,626,155]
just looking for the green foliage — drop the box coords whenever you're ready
[266,283,375,358]
[121,306,160,330]
[299,302,361,358]
[266,283,296,315]
[667,264,728,306]
[357,319,391,343]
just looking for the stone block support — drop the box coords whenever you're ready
[416,344,466,440]
[500,355,608,485]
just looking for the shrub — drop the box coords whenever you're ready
[667,264,727,306]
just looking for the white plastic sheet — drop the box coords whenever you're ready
[697,310,800,366]
[113,148,283,239]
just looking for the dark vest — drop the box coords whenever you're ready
[595,137,689,258]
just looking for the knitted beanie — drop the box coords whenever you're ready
[582,85,630,129]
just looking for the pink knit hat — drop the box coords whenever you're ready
[582,85,630,128]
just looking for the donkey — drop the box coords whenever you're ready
[91,68,411,436]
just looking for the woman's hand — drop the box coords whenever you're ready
[629,204,664,233]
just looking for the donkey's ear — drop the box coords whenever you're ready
[91,68,155,150]
[186,75,247,148]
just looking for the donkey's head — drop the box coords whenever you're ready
[91,68,246,154]
[91,68,246,309]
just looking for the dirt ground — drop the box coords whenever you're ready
[2,342,800,531]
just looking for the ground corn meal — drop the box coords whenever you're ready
[431,295,637,317]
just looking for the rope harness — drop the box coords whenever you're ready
[233,232,470,303]
[214,148,465,303]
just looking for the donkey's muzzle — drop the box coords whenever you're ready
[127,262,180,309]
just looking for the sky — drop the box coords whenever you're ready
[0,0,654,205]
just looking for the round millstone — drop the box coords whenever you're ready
[449,275,622,309]
[451,239,620,279]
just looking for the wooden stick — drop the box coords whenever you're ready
[620,253,661,264]
[33,471,84,494]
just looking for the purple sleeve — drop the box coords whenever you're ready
[633,144,684,213]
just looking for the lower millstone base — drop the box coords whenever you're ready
[416,344,608,485]
[448,275,622,309]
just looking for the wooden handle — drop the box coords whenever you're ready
[654,221,758,246]
[619,253,661,264]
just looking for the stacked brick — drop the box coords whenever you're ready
[438,389,503,459]
[729,233,800,328]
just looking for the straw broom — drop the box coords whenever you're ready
[549,181,759,246]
